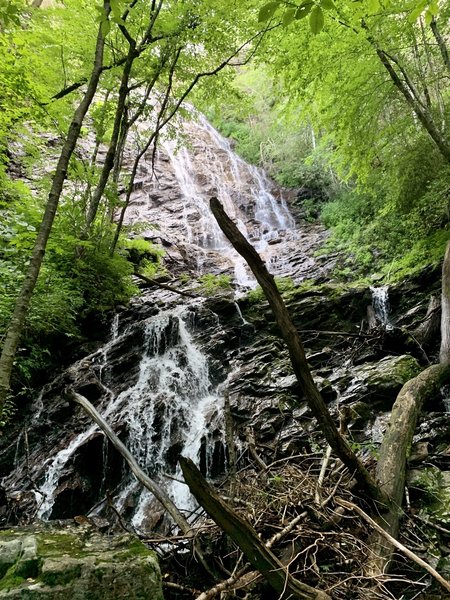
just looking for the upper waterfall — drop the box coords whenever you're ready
[122,113,303,287]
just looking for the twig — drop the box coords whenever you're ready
[245,428,267,470]
[335,497,450,593]
[315,445,332,505]
[163,581,201,595]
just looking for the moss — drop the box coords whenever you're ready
[199,273,233,296]
[112,539,154,560]
[36,532,86,559]
[0,566,26,592]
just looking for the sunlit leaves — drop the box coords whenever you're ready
[0,0,26,29]
[258,0,329,33]
[407,0,439,23]
[320,0,335,10]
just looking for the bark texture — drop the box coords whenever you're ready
[210,197,388,506]
[367,363,450,575]
[180,456,331,600]
[0,3,110,415]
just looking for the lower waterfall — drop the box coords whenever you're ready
[34,303,225,529]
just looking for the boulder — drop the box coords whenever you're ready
[0,525,163,599]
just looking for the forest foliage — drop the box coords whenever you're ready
[0,0,450,397]
[203,0,450,281]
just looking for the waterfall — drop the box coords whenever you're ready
[370,286,392,329]
[126,112,298,288]
[22,112,301,531]
[35,305,223,527]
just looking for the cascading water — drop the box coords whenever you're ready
[370,285,392,330]
[130,112,298,288]
[34,304,224,528]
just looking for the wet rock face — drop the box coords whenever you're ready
[1,269,447,530]
[120,115,334,284]
[0,525,163,599]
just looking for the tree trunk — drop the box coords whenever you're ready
[366,363,450,577]
[413,294,440,348]
[85,43,136,231]
[374,47,450,163]
[0,2,110,416]
[210,197,388,507]
[431,18,450,77]
[440,241,450,363]
[180,456,331,600]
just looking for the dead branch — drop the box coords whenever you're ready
[180,457,330,599]
[68,389,192,535]
[369,363,450,572]
[209,196,387,507]
[336,497,450,594]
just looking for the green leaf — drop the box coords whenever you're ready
[101,18,111,37]
[295,1,313,19]
[424,8,432,24]
[428,0,438,16]
[366,0,380,13]
[282,8,296,26]
[258,1,280,22]
[407,0,427,22]
[112,15,127,26]
[309,5,324,34]
[321,0,334,10]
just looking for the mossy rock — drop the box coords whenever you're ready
[349,354,421,403]
[0,525,163,599]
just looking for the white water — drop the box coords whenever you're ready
[370,286,392,330]
[36,306,223,527]
[36,113,297,529]
[161,115,296,288]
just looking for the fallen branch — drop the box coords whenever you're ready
[180,456,331,600]
[315,445,332,505]
[134,272,198,298]
[336,497,450,594]
[210,197,387,507]
[68,390,192,535]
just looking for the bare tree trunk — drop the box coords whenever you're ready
[374,47,450,162]
[440,241,450,363]
[413,294,440,348]
[0,2,110,416]
[209,197,388,506]
[85,44,136,230]
[362,22,450,162]
[367,363,450,577]
[431,18,450,77]
[85,0,164,232]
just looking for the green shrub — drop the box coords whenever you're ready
[199,273,233,295]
